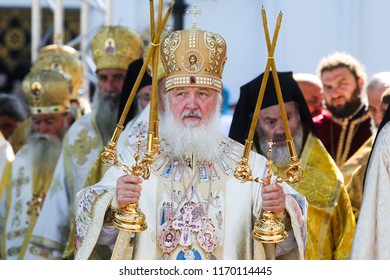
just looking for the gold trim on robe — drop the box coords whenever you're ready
[271,133,355,259]
[340,136,373,221]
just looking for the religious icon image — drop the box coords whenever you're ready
[163,232,174,247]
[104,38,116,54]
[191,203,205,222]
[172,204,201,247]
[160,201,173,225]
[197,216,219,254]
[203,232,213,247]
[185,54,201,72]
[158,226,180,253]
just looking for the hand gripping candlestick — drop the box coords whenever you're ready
[233,7,304,243]
[251,140,287,242]
[99,0,175,259]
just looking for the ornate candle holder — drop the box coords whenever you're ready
[251,140,287,243]
[101,133,150,232]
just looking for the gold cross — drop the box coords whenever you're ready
[265,139,275,181]
[68,129,99,165]
[186,4,203,28]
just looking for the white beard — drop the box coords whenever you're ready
[26,132,63,175]
[159,98,222,161]
[94,89,120,145]
[370,117,378,136]
[258,125,304,168]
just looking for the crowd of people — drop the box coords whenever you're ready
[0,8,389,261]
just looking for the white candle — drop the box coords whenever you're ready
[105,0,112,26]
[31,0,41,61]
[80,0,90,102]
[54,0,63,44]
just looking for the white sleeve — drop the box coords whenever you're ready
[275,229,297,257]
[96,224,119,251]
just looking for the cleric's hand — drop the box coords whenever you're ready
[261,178,286,214]
[116,174,143,207]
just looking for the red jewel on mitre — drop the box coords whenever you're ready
[190,76,196,84]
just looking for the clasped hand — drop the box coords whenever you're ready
[116,174,143,207]
[261,177,286,215]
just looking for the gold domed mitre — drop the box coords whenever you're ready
[92,25,143,72]
[160,26,227,92]
[22,69,73,115]
[32,44,83,101]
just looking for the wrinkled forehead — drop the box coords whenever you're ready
[260,101,298,117]
[31,113,63,121]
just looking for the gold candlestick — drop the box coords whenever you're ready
[110,0,174,230]
[112,134,148,232]
[251,140,287,243]
[234,7,303,243]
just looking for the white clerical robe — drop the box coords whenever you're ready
[0,132,14,198]
[21,112,104,259]
[24,106,150,259]
[350,122,390,259]
[75,136,308,260]
[0,144,60,259]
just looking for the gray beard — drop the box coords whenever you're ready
[370,117,378,136]
[95,91,120,145]
[258,125,304,168]
[27,132,63,175]
[159,101,222,162]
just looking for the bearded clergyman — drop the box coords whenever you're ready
[74,24,308,260]
[0,69,73,259]
[230,71,355,259]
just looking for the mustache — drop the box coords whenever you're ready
[272,134,286,142]
[102,91,121,102]
[28,132,60,143]
[181,110,204,119]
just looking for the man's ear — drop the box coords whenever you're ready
[358,76,365,91]
[65,112,74,125]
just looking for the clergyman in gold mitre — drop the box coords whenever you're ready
[160,25,227,93]
[92,25,144,72]
[22,69,73,116]
[0,69,74,260]
[30,44,85,119]
[89,25,144,146]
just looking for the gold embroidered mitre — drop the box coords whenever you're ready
[22,69,73,115]
[92,25,143,71]
[31,44,84,101]
[160,26,227,92]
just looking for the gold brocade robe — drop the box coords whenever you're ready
[271,133,356,260]
[340,136,373,222]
